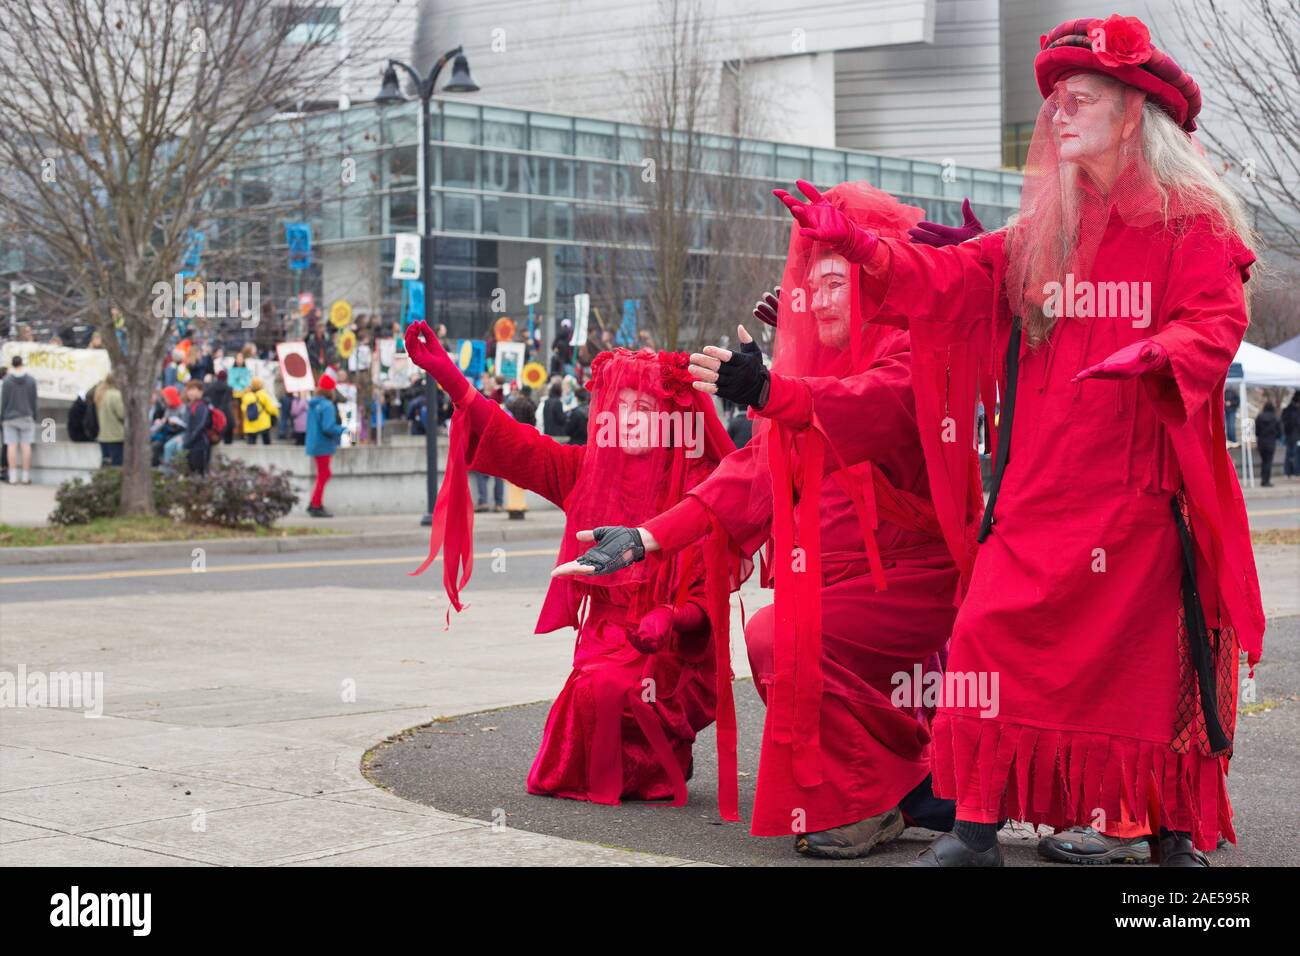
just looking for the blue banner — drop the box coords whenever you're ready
[179,228,205,278]
[619,298,640,346]
[285,222,313,270]
[402,280,425,330]
[457,339,486,379]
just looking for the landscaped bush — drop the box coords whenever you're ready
[164,458,298,528]
[50,467,168,526]
[50,460,298,529]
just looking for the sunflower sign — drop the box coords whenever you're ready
[329,299,353,329]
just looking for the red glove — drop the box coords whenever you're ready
[773,179,879,263]
[1071,340,1170,384]
[629,605,675,655]
[404,320,471,403]
[908,198,985,247]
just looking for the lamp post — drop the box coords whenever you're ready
[376,47,479,525]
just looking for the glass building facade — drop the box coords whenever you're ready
[209,98,1024,344]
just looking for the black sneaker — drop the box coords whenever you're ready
[900,831,1003,867]
[795,807,905,860]
[1038,827,1151,865]
[307,506,333,518]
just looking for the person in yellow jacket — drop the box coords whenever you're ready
[239,377,279,444]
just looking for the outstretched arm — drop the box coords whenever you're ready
[405,321,584,504]
[773,179,997,338]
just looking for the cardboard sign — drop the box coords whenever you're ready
[276,341,315,394]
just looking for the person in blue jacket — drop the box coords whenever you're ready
[305,373,345,517]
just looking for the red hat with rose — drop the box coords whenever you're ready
[1035,14,1202,132]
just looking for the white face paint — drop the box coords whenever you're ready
[807,253,852,349]
[1050,74,1134,182]
[614,386,656,456]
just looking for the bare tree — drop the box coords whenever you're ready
[1181,0,1300,258]
[0,0,378,513]
[582,0,782,353]
[627,0,714,351]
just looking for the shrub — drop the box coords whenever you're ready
[49,468,167,525]
[163,458,298,528]
[50,460,297,529]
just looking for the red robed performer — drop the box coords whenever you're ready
[556,182,969,858]
[773,14,1264,866]
[404,321,749,819]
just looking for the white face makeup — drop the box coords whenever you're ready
[614,386,656,456]
[1050,74,1129,172]
[807,253,853,349]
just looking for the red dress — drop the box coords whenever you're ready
[648,324,962,836]
[414,348,744,818]
[866,214,1264,850]
[460,400,718,805]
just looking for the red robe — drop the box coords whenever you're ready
[647,325,962,836]
[865,214,1264,850]
[459,401,719,806]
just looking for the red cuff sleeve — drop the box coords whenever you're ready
[753,371,812,429]
[643,495,713,555]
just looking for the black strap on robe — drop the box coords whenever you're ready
[978,316,1021,543]
[1171,494,1232,753]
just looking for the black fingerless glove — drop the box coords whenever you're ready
[574,526,646,576]
[715,340,769,408]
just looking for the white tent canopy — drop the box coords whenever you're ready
[1226,340,1300,388]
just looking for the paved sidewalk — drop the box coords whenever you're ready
[0,569,744,866]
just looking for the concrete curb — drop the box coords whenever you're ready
[0,517,568,567]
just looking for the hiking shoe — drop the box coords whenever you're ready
[795,807,905,859]
[1038,827,1151,865]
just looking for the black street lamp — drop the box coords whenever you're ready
[376,47,479,526]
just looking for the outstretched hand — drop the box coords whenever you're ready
[1071,340,1169,384]
[404,320,471,402]
[551,526,660,578]
[753,286,780,327]
[689,324,768,407]
[772,179,879,263]
[908,198,985,247]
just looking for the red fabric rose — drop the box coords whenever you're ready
[1087,15,1153,67]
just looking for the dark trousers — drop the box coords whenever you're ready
[245,431,271,445]
[187,441,211,476]
[1259,443,1276,485]
[99,441,124,466]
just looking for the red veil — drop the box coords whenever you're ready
[414,347,750,819]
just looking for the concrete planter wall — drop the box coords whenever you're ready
[25,436,558,517]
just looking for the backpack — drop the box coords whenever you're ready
[207,407,227,443]
[72,394,100,441]
[245,393,262,423]
[68,396,93,441]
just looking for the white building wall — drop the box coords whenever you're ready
[834,0,1002,169]
[412,0,935,143]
